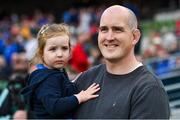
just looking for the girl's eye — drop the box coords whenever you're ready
[62,46,69,50]
[49,47,56,51]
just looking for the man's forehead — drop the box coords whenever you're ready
[100,11,129,24]
[102,6,129,16]
[99,17,127,27]
[98,25,128,32]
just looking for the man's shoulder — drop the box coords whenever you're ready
[87,64,105,72]
[75,64,105,88]
[133,66,165,91]
[82,64,105,77]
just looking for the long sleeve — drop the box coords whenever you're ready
[36,74,79,117]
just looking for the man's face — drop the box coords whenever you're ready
[98,11,135,63]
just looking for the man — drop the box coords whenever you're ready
[74,5,170,119]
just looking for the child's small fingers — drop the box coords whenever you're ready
[89,84,99,89]
[94,87,100,92]
[90,94,99,98]
[87,87,100,94]
[93,84,100,88]
[91,87,100,93]
[90,85,100,91]
[88,83,96,88]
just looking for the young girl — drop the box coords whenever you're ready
[21,24,100,119]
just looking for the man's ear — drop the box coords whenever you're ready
[132,29,141,45]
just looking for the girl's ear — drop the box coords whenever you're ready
[40,50,44,59]
[69,50,72,60]
[40,51,44,63]
[68,45,72,60]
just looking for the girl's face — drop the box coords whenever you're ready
[43,35,70,69]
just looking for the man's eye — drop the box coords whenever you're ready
[113,27,123,33]
[99,27,108,32]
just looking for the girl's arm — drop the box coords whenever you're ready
[37,74,100,117]
[37,75,78,117]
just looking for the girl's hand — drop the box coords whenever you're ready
[75,83,100,104]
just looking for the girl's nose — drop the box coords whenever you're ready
[56,51,63,57]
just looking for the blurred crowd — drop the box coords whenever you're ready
[141,20,180,75]
[141,27,179,59]
[0,5,179,119]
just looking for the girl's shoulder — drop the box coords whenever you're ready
[29,64,47,73]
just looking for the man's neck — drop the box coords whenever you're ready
[106,55,142,75]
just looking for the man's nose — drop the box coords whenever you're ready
[106,30,115,40]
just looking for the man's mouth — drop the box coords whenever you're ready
[104,44,118,48]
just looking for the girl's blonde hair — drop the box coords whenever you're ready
[30,23,70,66]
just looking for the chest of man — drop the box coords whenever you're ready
[75,73,136,118]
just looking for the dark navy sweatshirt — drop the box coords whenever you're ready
[21,68,79,119]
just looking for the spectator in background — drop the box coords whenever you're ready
[89,46,102,66]
[23,29,38,61]
[74,5,170,119]
[13,110,27,120]
[9,52,28,115]
[77,8,92,34]
[161,27,178,54]
[142,31,163,59]
[0,33,6,55]
[70,31,90,73]
[3,25,25,65]
[0,55,10,79]
[0,52,28,119]
[11,52,28,74]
